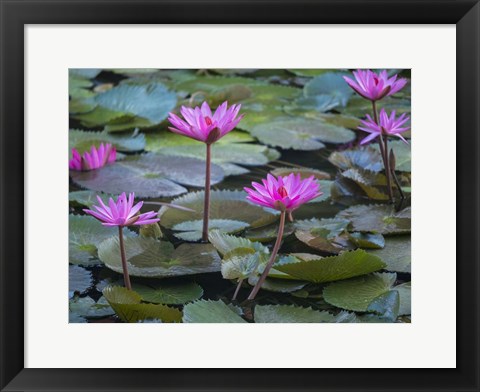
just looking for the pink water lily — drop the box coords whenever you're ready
[244,173,322,213]
[358,109,410,145]
[343,69,407,101]
[168,101,244,242]
[69,143,116,171]
[244,173,322,301]
[84,192,159,290]
[168,101,244,144]
[84,192,159,227]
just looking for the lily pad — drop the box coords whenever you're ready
[323,272,410,314]
[172,219,249,241]
[95,82,177,124]
[329,147,384,172]
[70,153,224,198]
[367,236,411,273]
[221,248,260,280]
[103,286,182,323]
[375,140,411,172]
[208,230,268,256]
[303,72,353,107]
[158,190,279,230]
[336,204,411,235]
[270,167,330,180]
[275,249,386,283]
[254,305,335,323]
[98,236,221,278]
[132,282,203,305]
[69,129,146,153]
[250,118,356,150]
[69,214,135,266]
[247,276,307,293]
[348,232,385,249]
[69,296,114,318]
[69,265,93,295]
[366,290,400,322]
[69,191,115,208]
[394,282,411,316]
[183,300,246,323]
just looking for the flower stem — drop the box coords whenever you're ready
[232,278,243,301]
[371,101,394,203]
[118,226,132,290]
[202,143,212,242]
[248,211,286,300]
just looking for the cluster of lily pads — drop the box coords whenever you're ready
[69,68,411,323]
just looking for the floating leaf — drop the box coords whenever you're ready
[72,107,126,128]
[69,214,135,266]
[244,222,295,242]
[304,72,353,107]
[250,118,355,150]
[69,191,115,208]
[341,96,411,118]
[98,237,221,278]
[132,282,203,305]
[70,68,101,79]
[221,248,260,280]
[323,272,399,312]
[172,219,249,241]
[336,205,411,235]
[95,83,177,124]
[247,276,307,293]
[377,140,411,172]
[69,296,114,318]
[393,282,411,316]
[254,304,335,323]
[275,249,386,283]
[69,129,146,153]
[69,265,93,295]
[293,218,351,253]
[183,300,246,323]
[208,230,268,256]
[367,236,411,273]
[103,286,182,323]
[158,190,279,230]
[329,147,383,172]
[348,232,385,249]
[366,290,399,322]
[270,167,330,180]
[70,153,224,198]
[174,75,264,94]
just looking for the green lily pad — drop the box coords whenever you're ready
[69,265,93,295]
[69,129,146,153]
[340,95,411,118]
[98,236,221,278]
[103,286,182,323]
[70,153,224,198]
[103,116,156,133]
[348,232,385,249]
[174,75,264,93]
[208,230,268,256]
[394,282,411,316]
[332,168,389,202]
[95,82,177,124]
[366,290,400,322]
[375,140,411,172]
[243,222,295,242]
[275,249,386,283]
[329,147,384,172]
[69,191,115,208]
[132,282,203,305]
[69,296,114,318]
[303,72,353,107]
[69,214,135,266]
[172,219,249,241]
[247,276,307,293]
[336,204,411,235]
[158,190,279,230]
[293,218,351,253]
[183,300,246,323]
[254,304,335,323]
[323,272,410,314]
[221,248,260,280]
[367,236,411,273]
[70,68,101,79]
[270,167,330,180]
[250,118,355,150]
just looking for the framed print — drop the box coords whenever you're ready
[1,0,479,391]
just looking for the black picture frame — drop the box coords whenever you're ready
[1,1,478,391]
